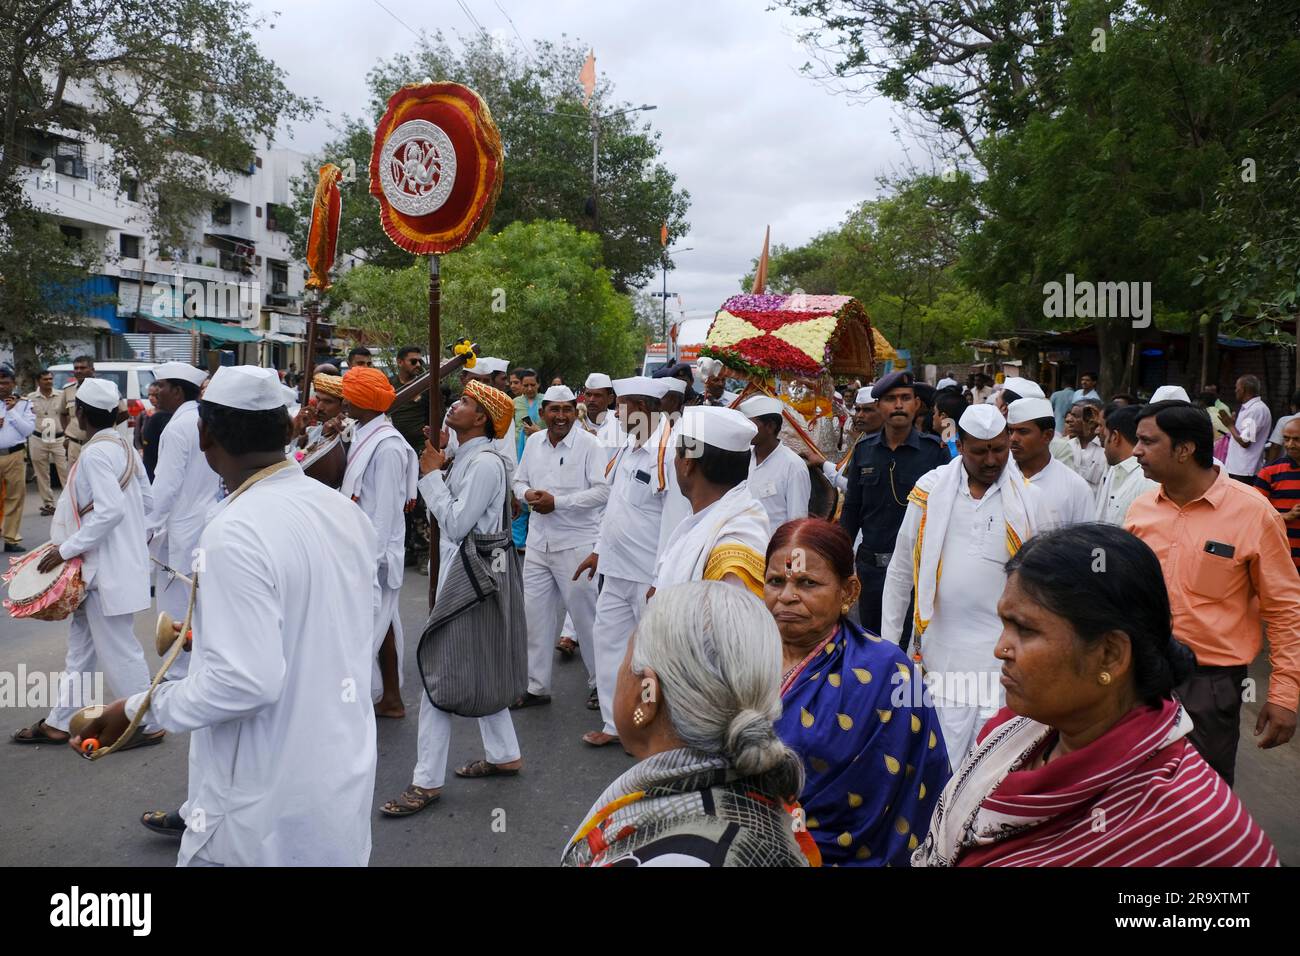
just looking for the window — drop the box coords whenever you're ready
[266,203,287,232]
[119,234,140,258]
[59,224,84,244]
[269,260,289,295]
[212,201,232,226]
[120,176,139,202]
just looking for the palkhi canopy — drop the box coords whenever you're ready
[700,293,875,380]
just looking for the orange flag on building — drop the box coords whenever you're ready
[752,224,770,293]
[580,50,596,107]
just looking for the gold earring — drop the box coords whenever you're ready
[1098,671,1112,685]
[633,707,645,726]
[841,604,851,615]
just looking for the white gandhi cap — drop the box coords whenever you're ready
[1150,385,1190,403]
[958,403,1007,440]
[75,377,120,411]
[612,376,671,399]
[203,365,287,411]
[584,373,613,390]
[855,387,875,406]
[542,385,576,404]
[151,362,208,387]
[475,357,510,375]
[659,377,688,394]
[1002,376,1044,399]
[1006,396,1056,425]
[678,405,757,452]
[737,395,784,418]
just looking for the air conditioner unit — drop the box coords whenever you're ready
[273,281,287,294]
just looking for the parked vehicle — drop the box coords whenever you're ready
[48,361,158,440]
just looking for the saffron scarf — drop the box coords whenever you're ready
[914,699,1278,867]
[775,620,950,866]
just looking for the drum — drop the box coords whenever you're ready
[3,544,86,621]
[294,433,347,489]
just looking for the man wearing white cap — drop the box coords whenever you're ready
[579,372,621,450]
[145,362,221,681]
[79,365,382,863]
[738,394,811,534]
[804,386,881,493]
[1006,396,1095,528]
[1150,384,1191,404]
[650,375,692,560]
[882,403,1046,761]
[510,385,609,708]
[13,377,163,750]
[574,375,669,747]
[995,374,1075,468]
[652,406,770,597]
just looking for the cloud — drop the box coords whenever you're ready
[249,0,916,321]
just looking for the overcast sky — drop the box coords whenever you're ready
[248,0,916,325]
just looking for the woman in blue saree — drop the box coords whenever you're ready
[765,518,950,866]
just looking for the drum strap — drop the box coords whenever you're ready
[71,432,138,519]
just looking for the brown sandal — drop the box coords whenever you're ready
[556,637,578,658]
[380,785,442,817]
[454,759,521,779]
[10,719,69,745]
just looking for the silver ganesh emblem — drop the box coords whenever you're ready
[378,119,457,216]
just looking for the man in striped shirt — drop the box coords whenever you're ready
[1255,416,1300,572]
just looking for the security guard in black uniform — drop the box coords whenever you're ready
[840,370,949,645]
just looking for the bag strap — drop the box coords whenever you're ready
[73,431,137,519]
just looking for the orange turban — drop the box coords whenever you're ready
[342,366,395,412]
[464,379,513,439]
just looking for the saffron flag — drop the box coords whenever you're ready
[580,50,596,107]
[752,224,770,294]
[660,222,669,247]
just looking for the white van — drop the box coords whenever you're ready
[48,360,158,440]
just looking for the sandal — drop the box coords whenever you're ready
[455,759,521,779]
[380,784,442,817]
[582,731,620,747]
[586,688,600,711]
[556,637,578,658]
[509,692,551,710]
[140,810,186,837]
[114,729,166,752]
[10,719,70,745]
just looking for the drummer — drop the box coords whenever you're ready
[10,378,163,749]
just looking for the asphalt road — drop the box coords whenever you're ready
[2,486,1297,866]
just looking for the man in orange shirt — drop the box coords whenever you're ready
[1126,401,1300,785]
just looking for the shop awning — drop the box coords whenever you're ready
[144,316,263,344]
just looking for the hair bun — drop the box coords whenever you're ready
[725,708,784,777]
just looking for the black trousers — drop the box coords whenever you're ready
[1176,664,1248,786]
[856,561,913,650]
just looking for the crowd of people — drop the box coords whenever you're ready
[1,350,1297,867]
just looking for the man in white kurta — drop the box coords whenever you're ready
[652,406,770,599]
[1094,403,1158,525]
[738,394,811,535]
[339,368,418,714]
[1005,397,1095,529]
[1066,400,1107,494]
[511,385,609,705]
[580,372,623,453]
[76,366,381,865]
[145,363,219,681]
[579,376,671,746]
[882,405,1046,762]
[16,379,161,745]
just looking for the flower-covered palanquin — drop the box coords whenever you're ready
[700,292,876,459]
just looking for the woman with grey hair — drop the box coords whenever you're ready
[561,581,818,866]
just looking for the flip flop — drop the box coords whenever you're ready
[380,785,442,817]
[10,719,70,745]
[582,731,620,747]
[509,692,551,710]
[140,810,186,838]
[455,759,521,779]
[114,730,166,752]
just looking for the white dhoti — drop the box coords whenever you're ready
[370,580,404,701]
[592,574,650,736]
[932,700,1000,767]
[523,544,598,696]
[46,591,158,734]
[412,696,520,790]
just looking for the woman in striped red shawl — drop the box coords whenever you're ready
[915,523,1278,867]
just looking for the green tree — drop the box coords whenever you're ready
[0,0,315,369]
[287,32,690,291]
[328,220,642,382]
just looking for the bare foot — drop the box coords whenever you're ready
[374,699,406,719]
[582,731,619,747]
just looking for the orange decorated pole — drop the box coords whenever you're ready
[369,82,504,606]
[301,163,343,407]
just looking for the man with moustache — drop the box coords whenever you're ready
[839,371,948,640]
[1005,396,1095,529]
